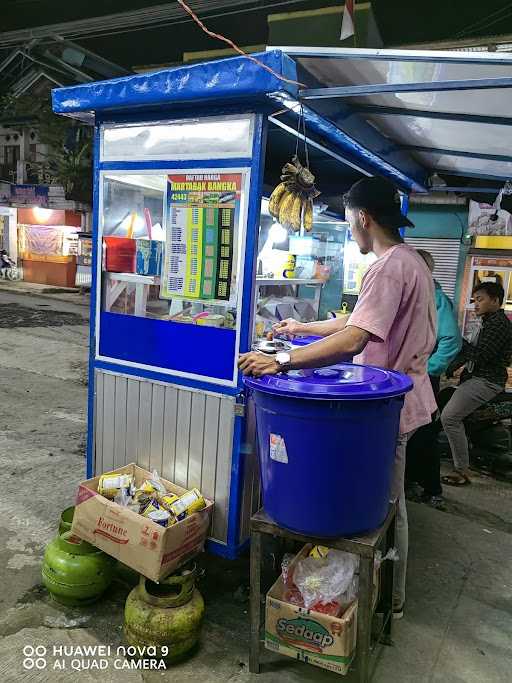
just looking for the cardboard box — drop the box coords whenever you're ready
[71,464,213,582]
[265,545,357,676]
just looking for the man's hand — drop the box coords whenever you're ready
[271,318,304,340]
[238,352,280,377]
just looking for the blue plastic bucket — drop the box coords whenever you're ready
[244,364,412,537]
[291,335,322,346]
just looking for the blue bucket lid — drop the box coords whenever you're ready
[243,363,413,400]
[290,335,322,347]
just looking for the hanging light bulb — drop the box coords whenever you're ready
[269,222,288,245]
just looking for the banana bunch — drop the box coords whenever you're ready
[268,155,321,232]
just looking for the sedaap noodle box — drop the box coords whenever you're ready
[265,544,357,676]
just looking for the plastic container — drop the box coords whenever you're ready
[291,335,322,347]
[244,363,412,537]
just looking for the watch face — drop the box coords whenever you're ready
[276,352,291,366]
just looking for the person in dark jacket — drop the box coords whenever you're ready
[406,250,462,507]
[441,281,512,486]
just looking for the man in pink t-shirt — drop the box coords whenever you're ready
[239,176,437,616]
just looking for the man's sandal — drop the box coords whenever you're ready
[441,472,471,487]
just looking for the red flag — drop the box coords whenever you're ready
[340,0,355,40]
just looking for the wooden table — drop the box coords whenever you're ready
[104,272,160,317]
[249,503,397,682]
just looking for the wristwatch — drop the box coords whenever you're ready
[275,351,291,371]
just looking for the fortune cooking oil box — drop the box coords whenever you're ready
[265,545,358,676]
[71,463,213,582]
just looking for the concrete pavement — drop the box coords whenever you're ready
[0,278,90,309]
[0,289,510,682]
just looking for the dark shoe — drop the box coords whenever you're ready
[405,483,423,502]
[421,494,446,511]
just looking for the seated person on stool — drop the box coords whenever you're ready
[405,250,462,507]
[441,281,512,486]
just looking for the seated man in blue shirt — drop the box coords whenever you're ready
[406,250,462,507]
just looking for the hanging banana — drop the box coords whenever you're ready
[268,154,321,232]
[268,182,287,218]
[278,191,296,228]
[291,193,303,232]
[303,198,313,232]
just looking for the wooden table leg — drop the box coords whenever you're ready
[382,512,396,643]
[249,529,262,674]
[355,555,374,683]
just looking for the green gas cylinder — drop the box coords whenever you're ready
[42,531,116,606]
[58,506,75,535]
[124,566,204,662]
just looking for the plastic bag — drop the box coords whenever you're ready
[281,553,296,589]
[283,587,304,607]
[114,487,131,507]
[293,550,359,610]
[468,199,512,236]
[140,470,166,496]
[375,547,399,567]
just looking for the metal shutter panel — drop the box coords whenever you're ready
[404,237,461,301]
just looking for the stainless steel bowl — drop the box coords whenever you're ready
[251,339,293,355]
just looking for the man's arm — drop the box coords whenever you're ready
[273,315,350,339]
[239,265,400,377]
[288,326,370,369]
[238,325,370,376]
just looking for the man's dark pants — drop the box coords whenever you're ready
[405,376,442,497]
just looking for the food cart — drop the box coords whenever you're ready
[52,46,512,558]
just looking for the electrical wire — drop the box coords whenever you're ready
[71,0,315,44]
[465,7,512,37]
[0,0,317,47]
[176,0,307,88]
[455,2,512,38]
[455,4,510,38]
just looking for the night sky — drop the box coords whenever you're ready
[2,1,512,68]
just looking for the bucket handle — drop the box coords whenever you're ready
[138,571,195,607]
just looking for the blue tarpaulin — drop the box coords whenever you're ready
[51,48,426,191]
[52,50,298,121]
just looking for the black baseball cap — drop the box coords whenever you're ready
[343,177,414,229]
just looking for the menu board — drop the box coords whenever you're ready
[160,172,242,302]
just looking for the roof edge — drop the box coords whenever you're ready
[52,50,298,120]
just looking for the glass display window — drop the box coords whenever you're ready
[343,231,377,296]
[100,115,254,162]
[254,200,347,337]
[96,168,251,385]
[100,171,247,324]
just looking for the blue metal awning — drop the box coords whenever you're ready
[52,49,428,193]
[53,46,512,194]
[275,46,512,184]
[52,50,297,121]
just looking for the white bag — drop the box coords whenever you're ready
[468,198,512,236]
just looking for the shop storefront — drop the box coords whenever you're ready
[15,208,82,287]
[0,180,90,287]
[52,46,512,558]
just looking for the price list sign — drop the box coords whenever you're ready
[160,172,242,302]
